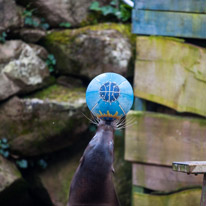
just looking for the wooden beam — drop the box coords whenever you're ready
[133,163,203,192]
[173,161,206,174]
[134,36,206,117]
[172,161,206,205]
[132,187,201,206]
[132,10,206,38]
[134,0,206,13]
[125,111,206,166]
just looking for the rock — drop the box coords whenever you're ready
[57,76,84,88]
[16,0,110,27]
[0,40,50,100]
[24,129,92,206]
[19,28,46,43]
[29,44,49,60]
[38,152,82,206]
[0,0,23,32]
[0,84,89,156]
[0,156,21,192]
[43,23,134,79]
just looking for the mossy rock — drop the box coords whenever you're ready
[0,85,89,156]
[32,130,93,206]
[42,23,136,79]
[0,156,21,192]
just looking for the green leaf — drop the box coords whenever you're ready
[2,138,7,144]
[101,6,115,16]
[1,144,9,149]
[49,66,54,73]
[59,22,71,28]
[118,4,131,21]
[51,59,56,65]
[2,151,9,158]
[25,17,33,25]
[2,32,7,38]
[16,159,28,168]
[110,0,117,6]
[41,23,50,30]
[38,159,47,169]
[23,10,33,17]
[32,20,39,27]
[90,1,101,11]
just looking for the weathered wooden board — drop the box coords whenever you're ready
[133,163,203,192]
[132,10,206,38]
[125,111,206,166]
[134,36,206,117]
[133,97,146,111]
[134,0,206,13]
[173,161,206,174]
[132,187,201,206]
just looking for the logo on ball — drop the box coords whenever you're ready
[99,82,120,103]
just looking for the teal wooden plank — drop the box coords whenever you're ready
[133,97,146,111]
[132,10,206,39]
[135,0,206,13]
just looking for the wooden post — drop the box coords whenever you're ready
[173,161,206,206]
[201,174,206,206]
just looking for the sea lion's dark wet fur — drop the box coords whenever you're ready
[68,120,120,206]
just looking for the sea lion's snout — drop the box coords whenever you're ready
[98,120,115,132]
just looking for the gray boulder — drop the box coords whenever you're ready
[0,40,50,100]
[16,0,110,27]
[0,156,21,192]
[19,28,46,43]
[0,0,23,32]
[43,23,134,79]
[0,84,89,156]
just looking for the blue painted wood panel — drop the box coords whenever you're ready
[132,10,206,39]
[135,0,206,13]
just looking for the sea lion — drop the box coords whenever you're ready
[68,119,120,206]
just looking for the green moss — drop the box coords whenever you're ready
[132,187,201,206]
[45,23,136,47]
[149,36,185,43]
[29,84,85,102]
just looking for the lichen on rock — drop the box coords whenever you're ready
[43,23,135,79]
[0,40,50,101]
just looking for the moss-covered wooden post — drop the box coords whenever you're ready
[173,162,206,206]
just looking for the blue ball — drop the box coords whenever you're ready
[86,73,134,121]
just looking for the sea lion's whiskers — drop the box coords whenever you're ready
[90,112,100,124]
[117,121,137,130]
[81,112,99,125]
[112,116,137,130]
